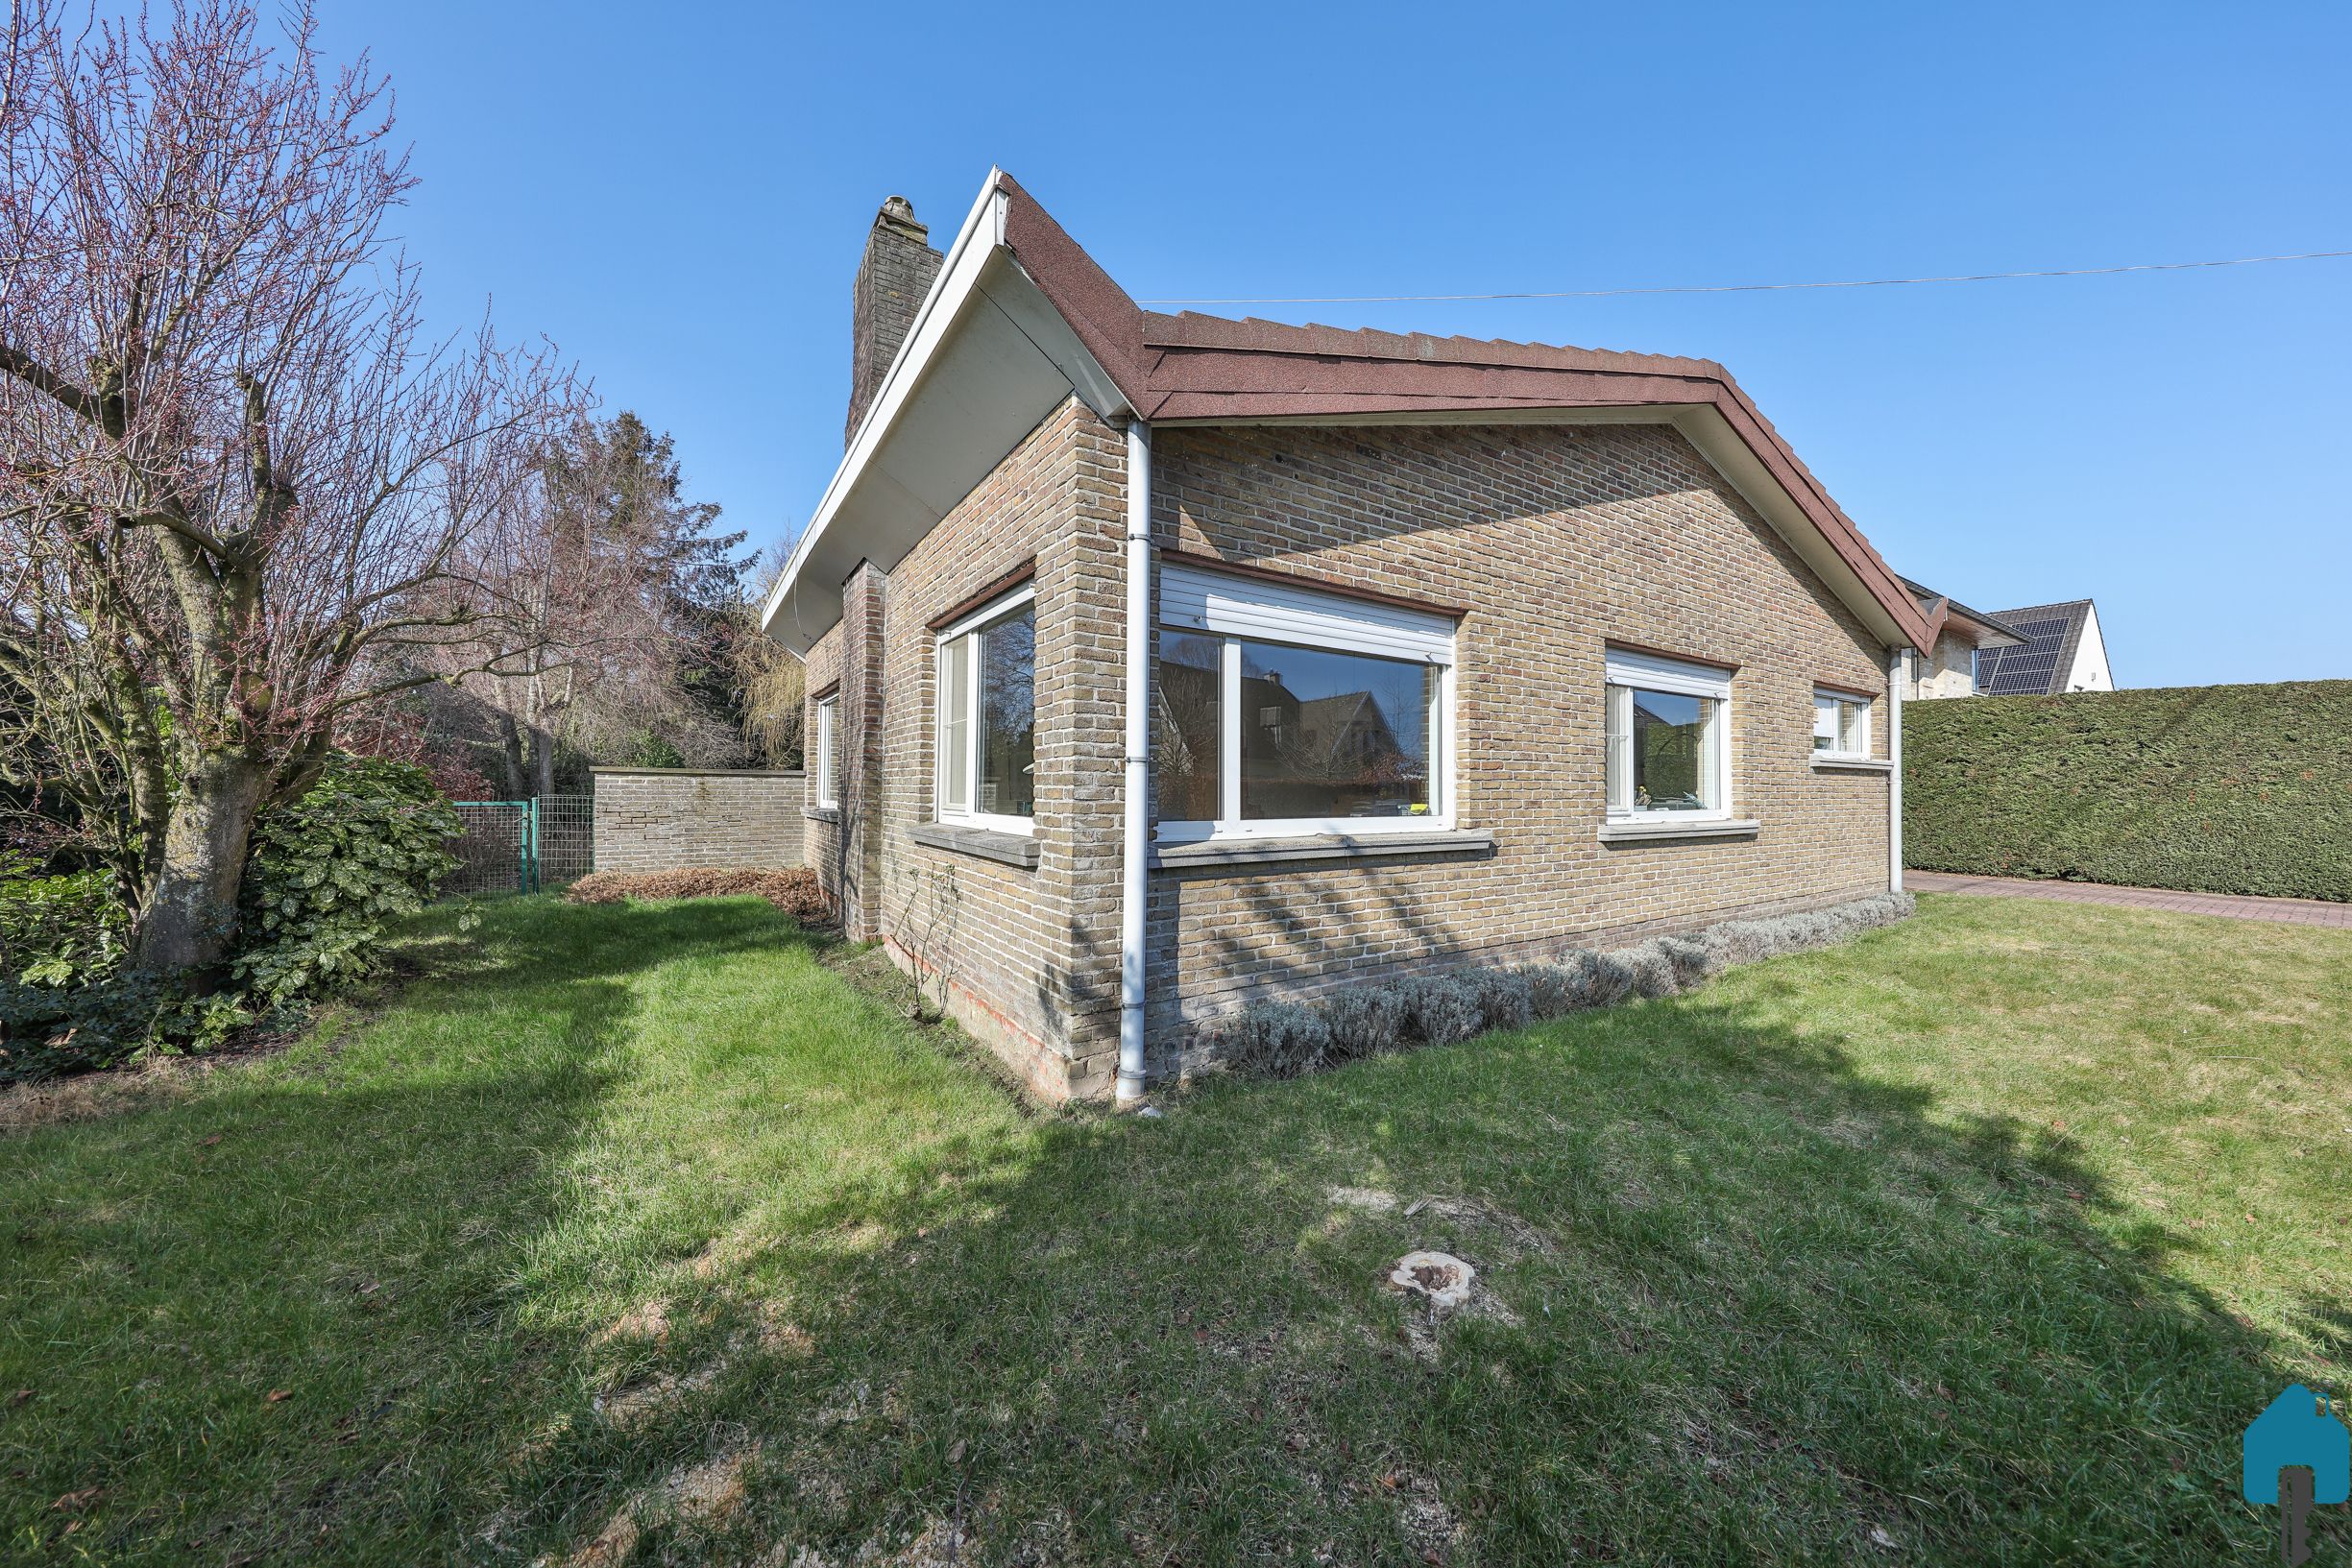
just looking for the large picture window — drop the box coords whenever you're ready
[1605,648,1731,821]
[1154,564,1454,841]
[934,588,1036,832]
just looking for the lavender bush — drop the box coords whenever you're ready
[1195,892,1916,1081]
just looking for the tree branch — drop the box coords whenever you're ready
[0,341,103,422]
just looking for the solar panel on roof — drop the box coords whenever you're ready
[1972,606,2090,695]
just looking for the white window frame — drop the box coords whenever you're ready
[1154,564,1456,844]
[1811,688,1874,760]
[1605,648,1733,825]
[934,586,1037,835]
[813,694,839,808]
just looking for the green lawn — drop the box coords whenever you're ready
[3,893,2347,1565]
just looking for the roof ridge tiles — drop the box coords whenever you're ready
[1137,307,1718,376]
[1988,598,2094,618]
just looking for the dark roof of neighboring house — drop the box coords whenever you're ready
[1897,577,2028,648]
[1973,599,2096,694]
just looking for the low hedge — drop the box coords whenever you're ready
[2,755,458,1079]
[1903,681,2352,902]
[1195,893,1918,1079]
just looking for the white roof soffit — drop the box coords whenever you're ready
[761,171,1128,656]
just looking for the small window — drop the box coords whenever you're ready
[813,694,839,808]
[1811,689,1872,759]
[1153,565,1454,841]
[1605,649,1731,821]
[935,588,1036,832]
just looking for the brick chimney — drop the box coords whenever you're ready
[845,195,945,446]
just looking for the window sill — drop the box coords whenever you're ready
[1597,817,1760,844]
[910,820,1039,869]
[1809,756,1895,773]
[1152,828,1495,870]
[803,806,840,823]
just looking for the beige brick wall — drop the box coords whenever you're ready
[1907,628,1979,699]
[798,409,1898,1099]
[803,398,1128,1100]
[591,768,808,872]
[1142,420,1895,1050]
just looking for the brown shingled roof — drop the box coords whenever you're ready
[996,173,1932,647]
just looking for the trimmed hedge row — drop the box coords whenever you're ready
[1903,682,2352,903]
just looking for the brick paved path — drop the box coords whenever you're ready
[1905,870,2352,929]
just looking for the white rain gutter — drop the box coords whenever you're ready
[1117,419,1153,1105]
[1888,645,1907,893]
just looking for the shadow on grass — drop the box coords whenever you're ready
[1,898,2312,1566]
[583,987,2295,1567]
[0,897,838,1565]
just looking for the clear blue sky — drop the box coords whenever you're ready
[322,2,2350,688]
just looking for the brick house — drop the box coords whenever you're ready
[1896,577,2028,700]
[1893,580,2116,699]
[765,171,1940,1103]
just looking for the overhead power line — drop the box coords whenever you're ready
[1134,248,2352,307]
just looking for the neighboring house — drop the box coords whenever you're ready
[1972,598,2115,694]
[1898,577,2027,700]
[764,171,1940,1103]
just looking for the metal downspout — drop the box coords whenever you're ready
[1117,419,1152,1104]
[1888,645,1907,893]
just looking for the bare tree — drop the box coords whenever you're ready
[413,411,747,794]
[731,550,805,769]
[0,1,578,972]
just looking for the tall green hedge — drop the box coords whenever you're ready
[1903,682,2352,903]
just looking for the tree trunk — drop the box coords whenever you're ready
[530,726,555,798]
[497,712,528,798]
[133,750,271,975]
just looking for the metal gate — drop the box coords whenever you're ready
[448,796,594,895]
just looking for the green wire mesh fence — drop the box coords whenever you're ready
[446,795,594,896]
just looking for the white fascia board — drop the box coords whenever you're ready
[763,175,1005,643]
[757,179,996,639]
[760,170,1130,655]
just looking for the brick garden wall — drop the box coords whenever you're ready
[592,768,808,873]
